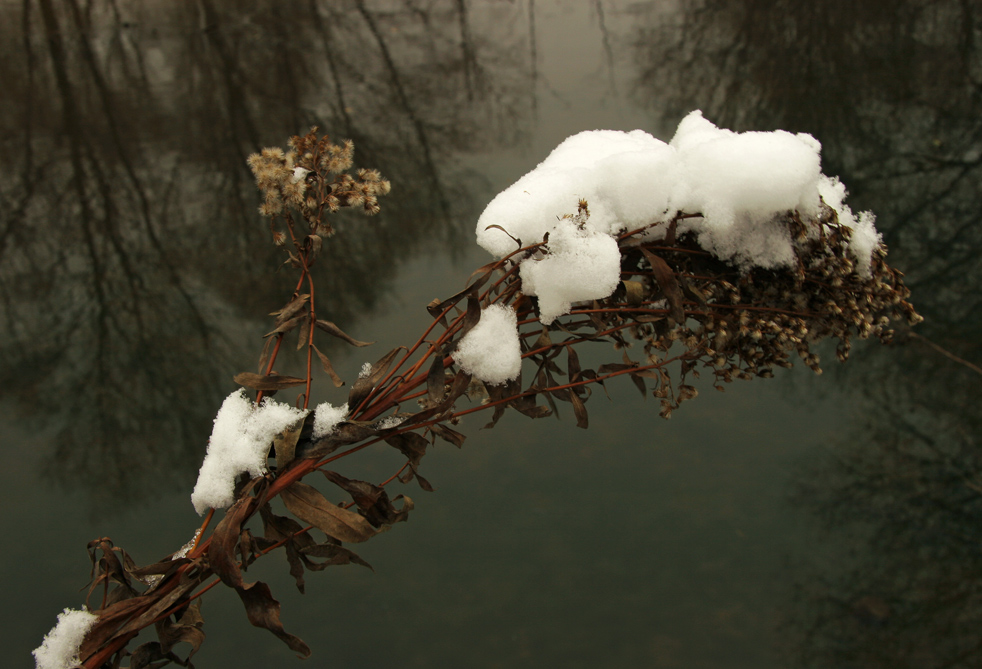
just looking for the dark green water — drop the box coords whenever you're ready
[3,2,981,667]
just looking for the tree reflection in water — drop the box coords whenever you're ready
[631,1,982,666]
[0,0,532,511]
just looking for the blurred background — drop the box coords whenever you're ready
[2,1,980,667]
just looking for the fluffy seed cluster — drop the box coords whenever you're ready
[247,129,391,242]
[606,203,921,419]
[633,204,923,417]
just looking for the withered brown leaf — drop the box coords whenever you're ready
[264,315,303,338]
[430,423,466,448]
[315,319,374,347]
[272,414,308,468]
[270,294,310,326]
[347,347,404,409]
[641,248,686,323]
[280,481,376,543]
[234,372,308,391]
[426,353,447,404]
[454,295,482,346]
[385,431,433,490]
[322,470,413,527]
[236,581,310,658]
[311,344,345,387]
[622,279,645,307]
[154,599,205,662]
[569,390,589,429]
[296,315,311,351]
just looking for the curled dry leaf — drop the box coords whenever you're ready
[483,223,522,249]
[426,297,450,329]
[322,470,413,527]
[622,279,645,307]
[270,294,310,326]
[304,234,323,266]
[129,641,182,669]
[428,281,480,319]
[311,344,345,387]
[641,248,686,323]
[153,599,205,663]
[237,581,311,658]
[385,431,433,490]
[264,315,304,338]
[280,481,377,543]
[569,390,589,429]
[273,414,309,469]
[449,296,482,353]
[315,319,374,347]
[430,423,466,448]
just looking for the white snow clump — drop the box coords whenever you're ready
[191,389,307,515]
[519,217,621,325]
[33,607,98,669]
[475,111,880,323]
[312,401,348,439]
[452,303,522,385]
[817,174,881,275]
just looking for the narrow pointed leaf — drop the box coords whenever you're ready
[347,347,404,409]
[567,345,582,382]
[295,315,311,351]
[280,481,376,543]
[311,344,345,387]
[270,294,309,326]
[264,316,303,338]
[258,335,275,374]
[450,296,481,352]
[315,319,374,347]
[641,248,685,323]
[569,391,589,429]
[234,372,307,391]
[426,353,446,404]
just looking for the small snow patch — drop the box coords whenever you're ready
[33,608,98,669]
[191,390,307,515]
[312,402,348,439]
[452,303,522,385]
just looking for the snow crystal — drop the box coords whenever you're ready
[313,401,348,439]
[358,362,372,379]
[818,175,881,275]
[520,218,622,324]
[33,607,97,669]
[475,110,882,297]
[191,389,308,515]
[375,415,405,430]
[452,303,522,385]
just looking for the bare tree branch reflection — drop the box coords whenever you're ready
[0,0,535,512]
[629,1,982,666]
